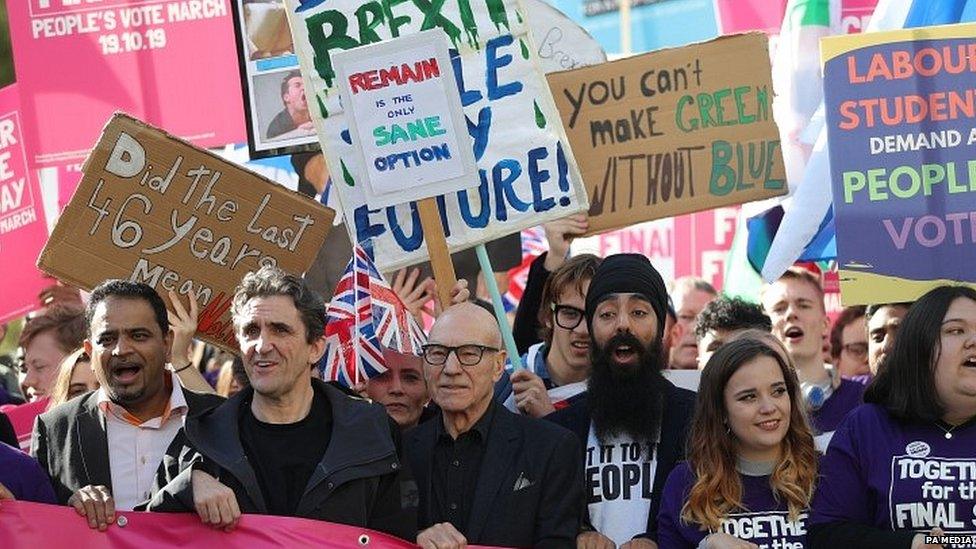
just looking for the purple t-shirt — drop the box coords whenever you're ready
[0,442,56,504]
[812,378,864,434]
[658,462,809,549]
[812,403,976,547]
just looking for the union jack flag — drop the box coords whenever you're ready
[319,243,427,387]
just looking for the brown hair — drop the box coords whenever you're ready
[19,304,87,353]
[46,348,93,411]
[829,305,867,360]
[537,254,601,345]
[682,335,817,530]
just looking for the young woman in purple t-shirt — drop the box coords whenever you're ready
[810,286,976,549]
[658,333,818,548]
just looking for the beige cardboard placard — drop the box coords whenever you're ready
[38,113,335,351]
[548,33,787,236]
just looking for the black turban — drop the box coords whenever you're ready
[584,253,669,338]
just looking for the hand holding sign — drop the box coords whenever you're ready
[38,113,335,351]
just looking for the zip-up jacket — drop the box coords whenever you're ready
[144,379,415,540]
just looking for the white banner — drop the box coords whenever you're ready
[284,0,589,271]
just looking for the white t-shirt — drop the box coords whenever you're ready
[586,423,659,546]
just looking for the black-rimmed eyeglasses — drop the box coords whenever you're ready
[552,303,585,330]
[421,344,500,366]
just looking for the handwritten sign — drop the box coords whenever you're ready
[0,84,51,324]
[548,32,787,236]
[283,0,589,272]
[523,0,606,74]
[38,113,335,351]
[333,31,477,207]
[823,23,976,304]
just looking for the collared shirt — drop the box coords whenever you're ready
[96,372,187,510]
[431,400,496,534]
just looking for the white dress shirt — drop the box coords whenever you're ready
[96,372,188,510]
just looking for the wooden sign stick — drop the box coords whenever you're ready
[416,197,457,309]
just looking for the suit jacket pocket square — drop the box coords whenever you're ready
[513,472,535,491]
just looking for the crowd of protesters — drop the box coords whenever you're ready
[0,214,973,549]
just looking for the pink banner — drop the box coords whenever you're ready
[714,0,787,34]
[577,208,739,292]
[6,0,246,191]
[715,0,878,34]
[0,398,48,451]
[0,85,51,325]
[0,501,500,549]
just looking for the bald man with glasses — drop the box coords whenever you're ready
[403,302,583,549]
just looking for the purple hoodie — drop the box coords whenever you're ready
[0,442,56,504]
[812,403,976,544]
[658,462,809,549]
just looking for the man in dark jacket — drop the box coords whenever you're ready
[30,280,223,530]
[547,254,696,549]
[404,302,582,549]
[145,266,414,540]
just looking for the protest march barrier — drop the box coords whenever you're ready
[547,32,788,236]
[36,114,335,351]
[823,22,976,304]
[5,0,245,192]
[283,0,590,273]
[0,84,50,325]
[0,500,504,548]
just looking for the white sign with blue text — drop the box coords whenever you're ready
[334,31,477,208]
[284,0,589,271]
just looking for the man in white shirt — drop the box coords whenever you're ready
[31,280,222,530]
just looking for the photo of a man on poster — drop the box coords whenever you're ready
[266,70,314,140]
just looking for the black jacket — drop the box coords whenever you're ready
[145,379,415,540]
[30,387,223,505]
[546,379,696,541]
[512,252,551,354]
[404,403,582,548]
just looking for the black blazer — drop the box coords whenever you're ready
[404,403,582,548]
[546,379,696,541]
[30,387,223,504]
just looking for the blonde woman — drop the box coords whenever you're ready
[46,348,98,411]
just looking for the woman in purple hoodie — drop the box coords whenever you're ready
[810,286,976,548]
[658,333,818,548]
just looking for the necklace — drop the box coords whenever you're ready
[935,422,959,439]
[935,414,976,439]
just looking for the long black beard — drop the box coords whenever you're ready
[587,332,668,444]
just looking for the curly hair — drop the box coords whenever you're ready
[694,297,772,339]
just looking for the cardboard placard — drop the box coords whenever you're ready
[547,33,788,236]
[38,113,335,351]
[823,23,976,304]
[283,0,590,272]
[333,31,478,208]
